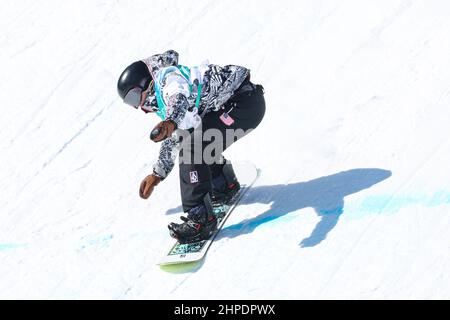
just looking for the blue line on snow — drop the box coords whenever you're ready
[0,243,27,251]
[345,190,450,219]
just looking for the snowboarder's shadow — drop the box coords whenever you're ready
[166,168,391,248]
[217,168,392,247]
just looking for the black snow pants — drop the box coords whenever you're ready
[178,79,265,212]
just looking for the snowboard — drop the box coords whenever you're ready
[159,162,259,265]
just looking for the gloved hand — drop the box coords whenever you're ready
[150,120,176,142]
[139,174,161,199]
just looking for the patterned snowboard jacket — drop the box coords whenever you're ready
[141,50,250,179]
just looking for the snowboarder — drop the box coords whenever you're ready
[117,50,265,243]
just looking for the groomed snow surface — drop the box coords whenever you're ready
[1,0,449,299]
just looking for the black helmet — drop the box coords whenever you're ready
[117,61,152,106]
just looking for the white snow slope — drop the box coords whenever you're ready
[1,0,449,299]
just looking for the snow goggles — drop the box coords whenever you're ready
[123,81,154,108]
[123,87,143,108]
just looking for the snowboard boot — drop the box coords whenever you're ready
[168,202,218,244]
[211,162,240,204]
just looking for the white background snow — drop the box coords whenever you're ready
[1,0,449,299]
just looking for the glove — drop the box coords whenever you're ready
[150,120,176,142]
[139,174,161,199]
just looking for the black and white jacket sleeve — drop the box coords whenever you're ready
[152,135,180,179]
[150,69,192,179]
[152,94,191,179]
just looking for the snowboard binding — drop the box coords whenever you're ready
[168,194,218,244]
